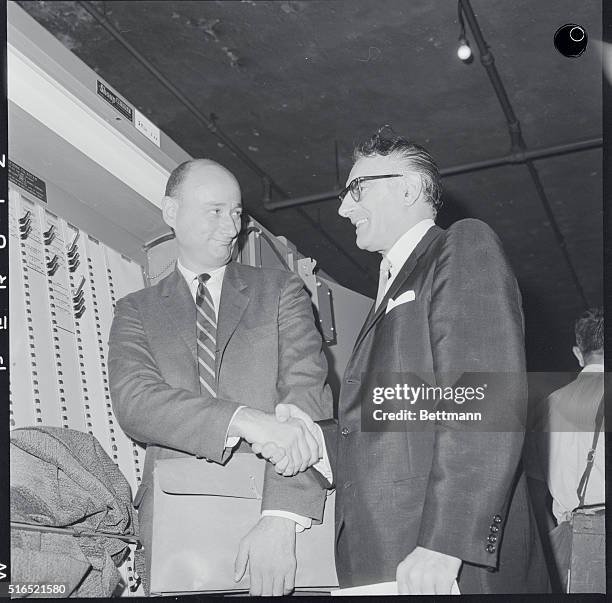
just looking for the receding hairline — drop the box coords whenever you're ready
[165,159,239,199]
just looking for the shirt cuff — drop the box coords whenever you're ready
[261,510,312,533]
[313,424,334,484]
[225,405,247,449]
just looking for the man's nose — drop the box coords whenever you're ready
[338,196,355,218]
[222,215,239,236]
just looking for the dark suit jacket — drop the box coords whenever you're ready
[108,261,333,569]
[320,219,549,593]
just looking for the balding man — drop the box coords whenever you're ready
[108,159,332,596]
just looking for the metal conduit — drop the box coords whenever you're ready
[263,137,602,209]
[441,138,602,176]
[77,1,371,278]
[460,0,590,308]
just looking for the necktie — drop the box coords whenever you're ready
[375,257,392,310]
[196,273,217,397]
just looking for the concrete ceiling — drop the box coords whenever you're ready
[16,0,603,370]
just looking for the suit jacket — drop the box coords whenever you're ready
[320,219,549,593]
[108,261,333,568]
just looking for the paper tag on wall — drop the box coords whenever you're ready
[134,109,161,147]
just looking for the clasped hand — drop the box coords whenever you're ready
[251,404,321,476]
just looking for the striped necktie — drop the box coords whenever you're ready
[196,273,217,398]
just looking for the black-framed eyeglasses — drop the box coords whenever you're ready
[338,174,404,203]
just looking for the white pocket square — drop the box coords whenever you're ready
[385,290,416,314]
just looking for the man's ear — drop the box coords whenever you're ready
[161,196,178,229]
[572,345,584,368]
[402,173,423,207]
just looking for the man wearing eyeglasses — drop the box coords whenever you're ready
[268,131,549,594]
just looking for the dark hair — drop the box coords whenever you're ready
[353,130,443,213]
[574,307,603,354]
[165,160,198,198]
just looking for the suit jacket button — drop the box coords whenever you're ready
[487,535,497,543]
[486,544,496,553]
[490,524,499,533]
[493,514,502,524]
[341,427,350,436]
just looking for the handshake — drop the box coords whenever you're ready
[230,404,323,476]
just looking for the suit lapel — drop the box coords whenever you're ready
[352,225,444,353]
[216,262,249,368]
[159,267,198,361]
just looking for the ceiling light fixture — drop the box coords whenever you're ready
[457,1,473,63]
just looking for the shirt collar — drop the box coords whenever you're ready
[177,258,227,287]
[581,363,604,373]
[384,218,435,277]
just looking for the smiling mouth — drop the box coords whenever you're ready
[354,218,368,229]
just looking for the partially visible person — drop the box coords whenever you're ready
[525,307,604,591]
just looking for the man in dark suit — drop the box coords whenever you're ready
[108,159,332,596]
[272,131,549,594]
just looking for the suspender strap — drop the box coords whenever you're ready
[576,392,605,508]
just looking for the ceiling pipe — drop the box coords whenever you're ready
[459,1,523,152]
[77,1,371,278]
[263,137,602,210]
[459,0,590,309]
[442,137,602,176]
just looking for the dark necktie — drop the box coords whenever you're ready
[196,273,217,397]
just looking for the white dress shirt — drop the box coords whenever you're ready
[314,218,436,485]
[177,259,311,530]
[547,363,605,524]
[383,218,435,295]
[177,259,226,319]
